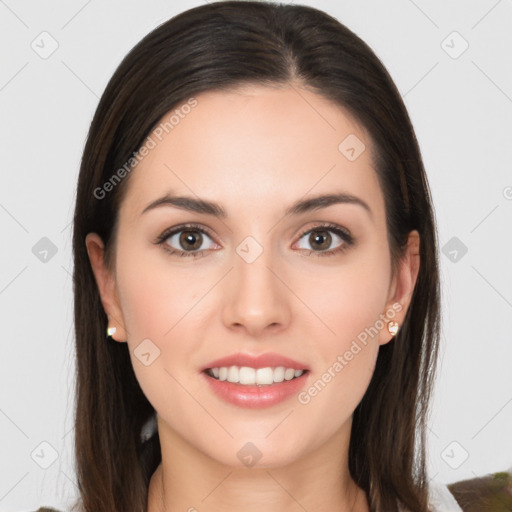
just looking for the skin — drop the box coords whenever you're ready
[86,83,420,512]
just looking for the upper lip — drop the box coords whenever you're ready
[201,352,310,372]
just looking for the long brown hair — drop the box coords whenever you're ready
[71,2,440,511]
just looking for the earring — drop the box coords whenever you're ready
[107,326,117,337]
[387,321,399,336]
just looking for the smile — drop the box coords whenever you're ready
[201,367,310,409]
[205,366,305,386]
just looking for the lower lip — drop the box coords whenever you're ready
[201,371,309,409]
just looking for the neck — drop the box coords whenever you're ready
[147,418,369,512]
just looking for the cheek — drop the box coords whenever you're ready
[113,245,196,383]
[114,249,204,419]
[297,250,392,345]
[296,288,384,444]
[294,248,390,418]
[116,242,204,340]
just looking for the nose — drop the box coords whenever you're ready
[221,241,291,338]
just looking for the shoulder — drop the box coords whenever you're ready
[445,470,512,512]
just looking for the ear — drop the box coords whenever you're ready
[378,230,420,346]
[85,232,128,343]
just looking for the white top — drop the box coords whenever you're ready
[428,481,463,511]
[398,480,463,512]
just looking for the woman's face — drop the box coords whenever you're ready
[87,83,418,468]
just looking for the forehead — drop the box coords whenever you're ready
[119,84,384,221]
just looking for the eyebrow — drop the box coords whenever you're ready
[141,191,372,220]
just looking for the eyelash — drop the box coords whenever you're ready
[155,222,354,259]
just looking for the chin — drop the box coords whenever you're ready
[208,437,308,470]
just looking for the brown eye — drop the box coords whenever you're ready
[156,224,217,257]
[178,230,204,251]
[294,223,354,257]
[308,230,332,251]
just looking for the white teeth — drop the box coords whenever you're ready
[256,367,274,385]
[228,366,239,383]
[273,366,285,382]
[207,366,305,385]
[239,367,255,385]
[284,368,295,380]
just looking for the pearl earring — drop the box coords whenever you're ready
[107,326,117,337]
[387,321,399,336]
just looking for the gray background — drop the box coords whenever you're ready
[1,0,511,510]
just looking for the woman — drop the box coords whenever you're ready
[32,1,510,511]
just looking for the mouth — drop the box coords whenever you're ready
[203,366,309,386]
[201,365,310,408]
[199,352,311,408]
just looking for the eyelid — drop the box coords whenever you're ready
[154,223,217,244]
[155,222,352,242]
[295,222,353,244]
[155,221,354,257]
